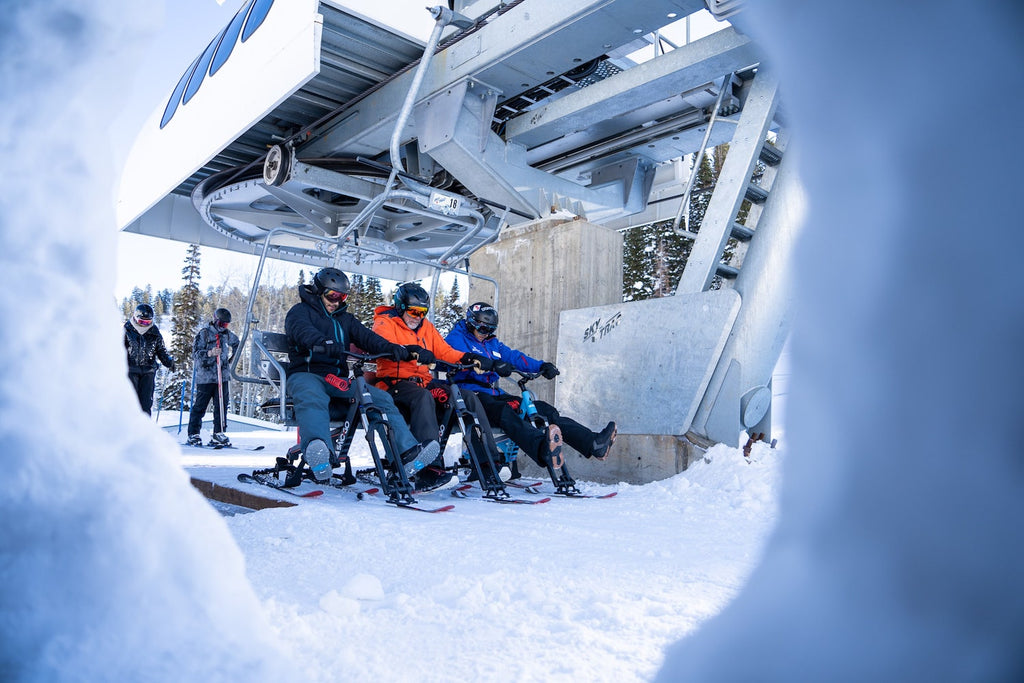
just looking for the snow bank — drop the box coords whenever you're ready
[658,1,1024,680]
[0,4,288,680]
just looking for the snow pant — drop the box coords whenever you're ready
[384,379,500,466]
[473,391,598,465]
[128,370,157,416]
[188,381,228,436]
[288,372,419,462]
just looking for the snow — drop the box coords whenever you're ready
[180,428,781,682]
[2,0,1022,681]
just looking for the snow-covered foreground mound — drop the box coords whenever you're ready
[187,435,782,682]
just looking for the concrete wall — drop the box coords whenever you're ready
[468,217,709,484]
[467,217,623,407]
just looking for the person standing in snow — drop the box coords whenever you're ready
[372,283,513,489]
[284,267,438,483]
[187,308,239,447]
[124,303,175,416]
[445,302,617,477]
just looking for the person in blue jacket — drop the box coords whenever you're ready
[445,302,617,474]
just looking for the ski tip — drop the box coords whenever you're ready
[434,505,456,513]
[253,445,266,451]
[236,473,251,483]
[302,490,325,498]
[598,491,618,499]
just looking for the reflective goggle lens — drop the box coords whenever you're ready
[137,317,153,326]
[475,324,496,335]
[406,306,428,318]
[216,320,230,328]
[324,289,348,302]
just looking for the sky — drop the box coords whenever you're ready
[4,0,1024,681]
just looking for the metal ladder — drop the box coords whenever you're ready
[674,67,784,294]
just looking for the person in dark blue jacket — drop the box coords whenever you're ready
[284,267,437,483]
[445,302,617,472]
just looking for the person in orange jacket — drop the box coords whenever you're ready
[373,283,543,488]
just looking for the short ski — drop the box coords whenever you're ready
[502,479,544,490]
[452,484,551,505]
[521,483,618,499]
[213,444,265,451]
[236,472,323,498]
[392,501,455,513]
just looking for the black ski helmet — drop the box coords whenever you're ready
[214,308,232,324]
[393,282,430,312]
[313,267,350,296]
[466,302,498,334]
[134,303,154,324]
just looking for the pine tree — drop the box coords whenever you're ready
[347,274,370,325]
[164,244,203,410]
[433,279,464,337]
[365,276,385,314]
[621,149,720,300]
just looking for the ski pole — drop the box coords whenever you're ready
[155,368,165,422]
[178,378,186,434]
[215,333,226,434]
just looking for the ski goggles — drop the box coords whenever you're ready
[323,289,348,303]
[405,305,428,318]
[216,320,230,329]
[473,324,496,335]
[136,317,153,326]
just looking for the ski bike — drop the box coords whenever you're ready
[243,341,441,509]
[497,369,582,496]
[427,359,512,500]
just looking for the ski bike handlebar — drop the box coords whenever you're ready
[509,368,545,392]
[431,358,483,374]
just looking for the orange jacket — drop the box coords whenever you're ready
[372,305,465,386]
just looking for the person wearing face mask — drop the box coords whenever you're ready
[124,303,175,416]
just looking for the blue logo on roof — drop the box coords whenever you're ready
[159,0,275,129]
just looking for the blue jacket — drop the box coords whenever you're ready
[444,319,542,395]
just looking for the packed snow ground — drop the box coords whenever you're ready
[177,420,783,682]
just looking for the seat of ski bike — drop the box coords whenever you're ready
[254,330,356,428]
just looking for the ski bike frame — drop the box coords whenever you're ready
[432,360,510,500]
[250,350,422,506]
[509,370,581,495]
[322,351,426,505]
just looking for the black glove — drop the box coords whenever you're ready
[390,344,411,362]
[493,360,514,377]
[323,341,346,359]
[461,352,493,371]
[407,345,435,365]
[539,362,560,379]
